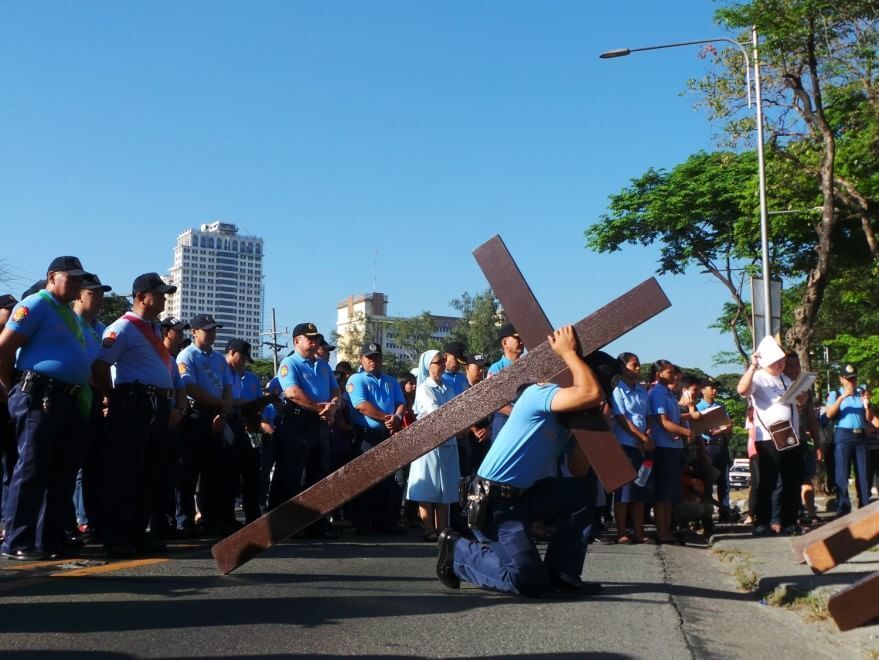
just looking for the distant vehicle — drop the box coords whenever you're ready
[729,464,751,489]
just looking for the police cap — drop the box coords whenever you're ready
[443,341,466,364]
[190,314,222,330]
[0,294,17,310]
[465,353,487,367]
[22,280,47,299]
[225,338,254,362]
[292,322,320,338]
[497,323,519,342]
[82,273,112,292]
[361,341,382,357]
[315,333,336,351]
[132,272,177,297]
[160,316,190,332]
[47,256,88,277]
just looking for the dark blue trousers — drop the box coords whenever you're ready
[834,428,871,513]
[2,384,84,554]
[453,473,596,596]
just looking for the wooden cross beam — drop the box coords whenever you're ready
[790,500,879,573]
[827,572,879,631]
[211,246,670,574]
[474,235,635,491]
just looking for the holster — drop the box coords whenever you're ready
[460,476,491,532]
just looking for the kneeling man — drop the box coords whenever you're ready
[436,326,604,596]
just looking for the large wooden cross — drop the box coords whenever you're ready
[212,236,670,574]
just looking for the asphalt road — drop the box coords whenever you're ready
[0,527,862,659]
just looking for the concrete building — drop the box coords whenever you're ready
[335,292,459,364]
[166,221,264,355]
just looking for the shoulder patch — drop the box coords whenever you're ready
[178,362,187,375]
[346,382,354,393]
[12,306,28,323]
[101,332,117,348]
[279,365,289,378]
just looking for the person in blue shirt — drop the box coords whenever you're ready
[93,272,186,556]
[696,379,733,520]
[486,323,523,441]
[648,359,692,544]
[441,341,469,397]
[826,364,874,514]
[436,326,604,597]
[271,322,340,539]
[610,352,653,544]
[347,341,407,535]
[0,256,91,561]
[176,313,234,536]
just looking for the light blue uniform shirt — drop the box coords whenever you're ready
[97,314,181,389]
[7,291,92,385]
[441,371,469,397]
[239,371,262,403]
[827,389,866,430]
[277,352,337,403]
[696,400,728,442]
[649,383,683,449]
[79,317,106,365]
[611,380,648,448]
[347,371,405,430]
[177,344,233,398]
[478,384,567,488]
[487,356,513,377]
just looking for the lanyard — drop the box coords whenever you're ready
[37,290,84,346]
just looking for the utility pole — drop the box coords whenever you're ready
[260,307,288,373]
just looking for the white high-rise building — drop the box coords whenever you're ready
[166,222,265,356]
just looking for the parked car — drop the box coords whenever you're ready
[729,464,751,489]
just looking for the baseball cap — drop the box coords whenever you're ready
[465,353,488,367]
[443,341,466,364]
[315,333,336,351]
[81,273,112,292]
[841,364,858,379]
[225,338,254,362]
[0,294,17,310]
[190,313,223,330]
[22,280,47,299]
[160,316,190,331]
[132,272,177,296]
[47,256,87,277]
[292,322,320,338]
[497,323,519,341]
[361,341,382,357]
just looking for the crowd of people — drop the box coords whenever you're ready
[1,256,877,599]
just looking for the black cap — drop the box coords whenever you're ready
[841,364,858,379]
[22,280,47,299]
[0,294,17,310]
[361,341,382,357]
[132,272,177,296]
[225,338,253,362]
[292,322,320,338]
[47,256,87,276]
[190,313,222,330]
[81,273,112,292]
[160,316,190,331]
[497,323,519,341]
[443,341,466,364]
[314,333,336,351]
[465,353,488,367]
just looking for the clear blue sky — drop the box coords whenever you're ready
[0,1,753,374]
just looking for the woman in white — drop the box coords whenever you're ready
[736,336,804,535]
[406,349,461,542]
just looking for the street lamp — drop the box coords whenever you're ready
[600,27,773,343]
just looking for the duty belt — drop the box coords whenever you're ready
[19,370,82,397]
[114,383,174,399]
[476,478,527,500]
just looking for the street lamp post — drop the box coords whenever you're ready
[601,26,773,342]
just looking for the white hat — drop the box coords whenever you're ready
[755,335,785,368]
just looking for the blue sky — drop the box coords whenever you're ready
[0,1,755,374]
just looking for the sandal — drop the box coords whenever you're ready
[616,535,633,544]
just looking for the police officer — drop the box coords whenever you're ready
[460,354,490,477]
[436,326,604,596]
[314,334,336,363]
[0,256,92,560]
[225,339,262,525]
[271,323,340,538]
[160,317,190,358]
[176,313,234,535]
[93,273,186,556]
[486,323,523,440]
[442,341,469,397]
[347,341,407,535]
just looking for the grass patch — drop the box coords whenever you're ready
[765,584,830,622]
[711,546,759,592]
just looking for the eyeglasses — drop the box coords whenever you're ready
[430,354,445,366]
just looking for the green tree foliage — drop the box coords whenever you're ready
[248,358,276,385]
[449,289,505,363]
[389,312,442,366]
[97,293,132,326]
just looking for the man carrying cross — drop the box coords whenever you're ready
[436,325,604,596]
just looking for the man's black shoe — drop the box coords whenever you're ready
[3,548,48,561]
[551,573,603,596]
[436,528,461,589]
[46,542,81,560]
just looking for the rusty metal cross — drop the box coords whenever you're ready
[212,235,670,574]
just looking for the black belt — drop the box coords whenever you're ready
[19,370,82,397]
[114,383,174,399]
[476,477,527,500]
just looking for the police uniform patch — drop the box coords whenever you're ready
[346,382,354,393]
[12,306,28,323]
[178,362,188,375]
[280,365,289,377]
[101,332,117,348]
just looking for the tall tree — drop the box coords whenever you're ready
[449,289,505,363]
[97,293,132,326]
